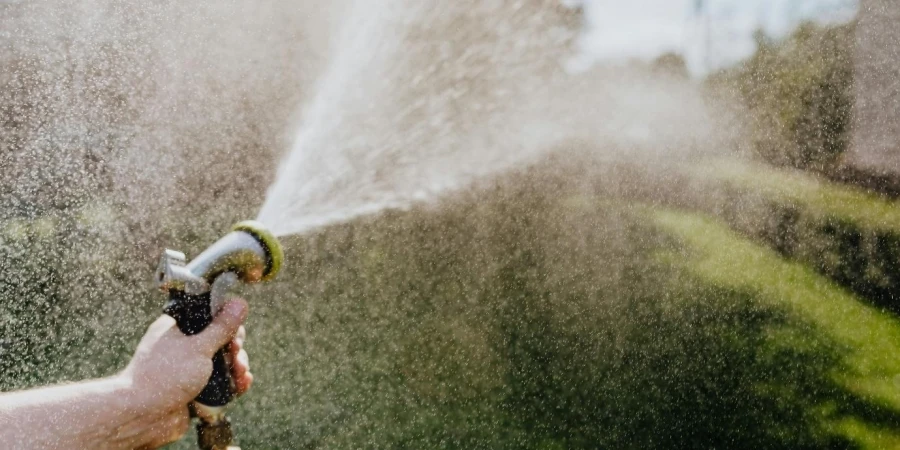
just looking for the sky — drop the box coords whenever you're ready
[568,0,858,75]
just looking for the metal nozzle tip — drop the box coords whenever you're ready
[231,220,283,281]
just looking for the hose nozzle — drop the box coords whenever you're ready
[156,221,283,450]
[158,220,284,295]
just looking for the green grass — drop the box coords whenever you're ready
[653,208,900,448]
[681,159,900,313]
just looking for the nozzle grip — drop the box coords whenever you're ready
[164,290,235,407]
[200,347,234,407]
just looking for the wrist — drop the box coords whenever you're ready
[86,374,147,447]
[98,372,188,449]
[114,369,159,415]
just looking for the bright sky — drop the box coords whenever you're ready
[569,0,858,75]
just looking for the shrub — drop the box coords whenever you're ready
[711,23,855,172]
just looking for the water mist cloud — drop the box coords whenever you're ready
[258,0,731,237]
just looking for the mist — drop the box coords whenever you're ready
[2,1,896,449]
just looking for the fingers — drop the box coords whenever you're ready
[194,299,249,357]
[232,348,250,377]
[229,336,253,396]
[234,371,254,396]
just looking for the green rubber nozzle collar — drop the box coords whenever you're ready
[232,220,284,281]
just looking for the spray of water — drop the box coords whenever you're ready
[1,0,736,383]
[0,0,342,385]
[257,1,728,237]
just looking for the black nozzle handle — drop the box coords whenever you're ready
[164,289,235,407]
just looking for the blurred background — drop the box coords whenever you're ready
[570,0,857,74]
[5,0,900,449]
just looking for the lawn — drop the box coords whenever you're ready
[653,208,900,448]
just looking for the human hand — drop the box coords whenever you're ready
[116,299,253,449]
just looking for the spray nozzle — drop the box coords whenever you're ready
[157,220,284,294]
[156,220,283,450]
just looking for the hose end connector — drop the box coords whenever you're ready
[231,220,283,282]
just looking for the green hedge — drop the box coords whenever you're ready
[710,22,854,171]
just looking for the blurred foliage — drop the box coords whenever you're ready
[680,160,900,315]
[710,22,854,172]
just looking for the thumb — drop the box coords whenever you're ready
[194,298,249,357]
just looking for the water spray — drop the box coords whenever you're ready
[156,221,284,450]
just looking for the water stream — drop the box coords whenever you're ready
[256,0,722,237]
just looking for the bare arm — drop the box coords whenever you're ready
[0,299,253,450]
[0,375,175,449]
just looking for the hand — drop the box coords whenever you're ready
[117,299,254,449]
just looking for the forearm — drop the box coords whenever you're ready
[0,374,157,450]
